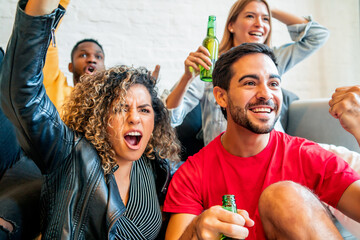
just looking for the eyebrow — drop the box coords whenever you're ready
[78,49,104,54]
[270,74,281,81]
[239,73,281,82]
[243,11,269,16]
[138,104,152,108]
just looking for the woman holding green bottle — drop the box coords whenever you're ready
[165,0,329,146]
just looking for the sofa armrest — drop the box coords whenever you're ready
[286,98,360,153]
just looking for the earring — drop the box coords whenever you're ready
[230,29,234,33]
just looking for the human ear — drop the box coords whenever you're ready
[68,62,73,73]
[213,86,228,108]
[228,22,234,33]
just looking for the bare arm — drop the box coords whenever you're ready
[25,0,59,16]
[271,8,308,25]
[165,206,254,240]
[329,86,360,146]
[166,213,197,239]
[336,180,360,223]
[166,46,211,109]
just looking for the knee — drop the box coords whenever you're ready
[258,181,320,220]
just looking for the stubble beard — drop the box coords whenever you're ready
[228,98,279,134]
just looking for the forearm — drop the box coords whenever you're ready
[271,8,308,25]
[25,0,60,16]
[166,73,193,109]
[351,130,360,147]
[178,219,198,240]
[166,214,199,240]
[337,180,360,223]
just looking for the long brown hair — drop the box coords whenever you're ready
[219,0,272,55]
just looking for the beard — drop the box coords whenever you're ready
[228,98,280,134]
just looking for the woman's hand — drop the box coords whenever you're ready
[184,46,212,79]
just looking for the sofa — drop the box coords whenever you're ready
[286,98,360,153]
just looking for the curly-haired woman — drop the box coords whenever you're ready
[0,0,180,239]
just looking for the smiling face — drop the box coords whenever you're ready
[69,41,105,85]
[220,53,282,133]
[228,1,270,46]
[106,84,155,163]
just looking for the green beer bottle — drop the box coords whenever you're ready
[200,15,219,82]
[220,194,237,240]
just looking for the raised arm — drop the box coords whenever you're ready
[271,8,308,25]
[271,8,329,75]
[0,0,72,173]
[165,46,211,109]
[42,0,73,111]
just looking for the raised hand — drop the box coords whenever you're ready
[184,46,212,78]
[151,64,161,81]
[329,85,360,145]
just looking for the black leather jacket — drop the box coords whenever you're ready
[0,2,170,239]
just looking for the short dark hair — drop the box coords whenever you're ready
[212,43,278,119]
[70,39,104,62]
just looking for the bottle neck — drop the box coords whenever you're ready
[222,195,236,207]
[207,26,216,37]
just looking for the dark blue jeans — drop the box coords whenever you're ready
[0,110,21,179]
[0,92,43,239]
[0,153,42,240]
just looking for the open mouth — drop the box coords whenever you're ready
[249,107,272,113]
[85,65,96,74]
[249,31,263,37]
[124,131,142,149]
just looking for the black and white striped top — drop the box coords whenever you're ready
[115,156,162,240]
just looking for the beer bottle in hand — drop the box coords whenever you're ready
[200,15,219,82]
[220,194,237,240]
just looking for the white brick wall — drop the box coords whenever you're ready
[1,0,359,99]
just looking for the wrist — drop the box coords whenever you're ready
[179,215,200,240]
[182,71,195,85]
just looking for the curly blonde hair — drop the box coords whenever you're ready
[61,65,180,174]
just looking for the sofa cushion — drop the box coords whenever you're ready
[286,98,360,153]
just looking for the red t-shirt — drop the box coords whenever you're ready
[163,130,360,239]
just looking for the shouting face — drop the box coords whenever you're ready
[69,41,105,85]
[106,84,155,163]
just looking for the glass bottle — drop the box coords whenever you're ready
[220,194,237,240]
[200,15,219,82]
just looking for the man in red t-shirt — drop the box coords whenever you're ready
[163,43,360,239]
